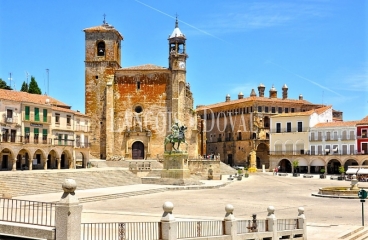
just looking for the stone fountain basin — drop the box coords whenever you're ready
[318,187,363,196]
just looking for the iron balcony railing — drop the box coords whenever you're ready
[270,127,309,133]
[269,150,363,156]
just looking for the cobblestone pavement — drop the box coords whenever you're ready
[80,172,368,240]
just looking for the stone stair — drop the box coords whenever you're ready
[339,226,368,240]
[0,168,142,197]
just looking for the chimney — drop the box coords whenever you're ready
[250,89,257,97]
[269,85,277,98]
[299,94,303,100]
[282,84,288,99]
[238,92,244,99]
[258,83,265,97]
[226,94,230,102]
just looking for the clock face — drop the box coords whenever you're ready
[179,61,185,69]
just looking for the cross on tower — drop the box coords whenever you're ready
[103,14,106,24]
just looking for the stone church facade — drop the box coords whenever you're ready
[84,19,198,160]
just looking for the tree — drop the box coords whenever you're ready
[0,78,12,90]
[20,81,28,92]
[28,76,41,94]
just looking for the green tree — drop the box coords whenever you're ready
[20,81,28,92]
[0,78,12,90]
[28,76,41,94]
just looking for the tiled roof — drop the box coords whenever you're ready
[0,89,69,107]
[83,23,123,39]
[313,121,358,128]
[357,115,368,125]
[271,105,332,118]
[196,96,314,110]
[118,64,168,70]
[51,106,88,117]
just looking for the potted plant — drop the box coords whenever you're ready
[320,168,325,178]
[338,166,345,180]
[292,160,300,177]
[244,168,249,178]
[237,169,243,180]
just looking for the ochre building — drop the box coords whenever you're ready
[196,84,343,169]
[84,19,198,160]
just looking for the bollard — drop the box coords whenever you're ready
[161,201,177,240]
[266,206,277,240]
[297,207,307,240]
[55,179,82,240]
[224,204,237,239]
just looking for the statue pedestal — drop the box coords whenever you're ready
[161,152,190,179]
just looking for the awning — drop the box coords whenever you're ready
[297,158,308,166]
[310,159,325,166]
[346,168,359,175]
[358,169,368,174]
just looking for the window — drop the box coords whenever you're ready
[237,132,242,140]
[291,108,295,113]
[43,109,48,122]
[284,108,289,113]
[6,109,13,118]
[34,128,39,144]
[264,106,269,113]
[67,115,71,126]
[258,106,262,112]
[271,107,276,113]
[349,130,355,140]
[333,131,338,140]
[326,132,331,141]
[278,107,282,113]
[24,127,30,143]
[43,129,48,144]
[297,122,303,132]
[286,122,291,132]
[350,145,355,154]
[34,108,39,121]
[25,106,30,120]
[318,132,322,141]
[137,81,141,90]
[311,146,316,155]
[310,132,315,141]
[276,123,281,133]
[55,113,60,124]
[97,41,105,56]
[342,130,347,140]
[362,129,367,138]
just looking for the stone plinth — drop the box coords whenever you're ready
[161,152,190,179]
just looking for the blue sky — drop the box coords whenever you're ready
[0,0,367,121]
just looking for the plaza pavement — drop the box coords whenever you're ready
[15,172,368,240]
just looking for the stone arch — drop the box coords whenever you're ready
[310,157,325,174]
[16,148,32,170]
[61,150,73,169]
[362,159,368,166]
[132,141,145,159]
[274,140,282,154]
[32,149,47,170]
[343,158,359,171]
[0,147,16,170]
[294,157,308,173]
[326,158,341,174]
[277,158,292,173]
[295,140,305,155]
[255,142,269,169]
[75,151,86,168]
[47,149,60,169]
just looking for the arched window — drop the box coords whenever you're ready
[97,41,105,56]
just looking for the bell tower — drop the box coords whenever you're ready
[84,20,123,159]
[168,17,188,125]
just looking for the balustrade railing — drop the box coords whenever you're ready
[81,222,161,240]
[177,220,224,239]
[0,198,55,227]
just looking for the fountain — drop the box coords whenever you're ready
[313,175,366,199]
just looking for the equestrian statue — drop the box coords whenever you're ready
[164,123,188,152]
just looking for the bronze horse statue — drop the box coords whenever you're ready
[164,125,188,152]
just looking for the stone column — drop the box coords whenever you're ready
[161,201,177,240]
[224,204,237,238]
[44,158,48,170]
[12,159,17,171]
[68,158,73,169]
[266,206,277,240]
[307,165,310,174]
[55,179,82,240]
[297,207,307,240]
[28,159,32,171]
[57,158,61,170]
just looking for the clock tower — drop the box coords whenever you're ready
[168,17,188,125]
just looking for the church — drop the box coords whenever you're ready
[84,19,199,160]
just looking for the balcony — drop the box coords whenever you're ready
[75,125,89,132]
[269,150,365,156]
[1,115,19,124]
[75,141,90,148]
[270,127,309,133]
[23,115,52,124]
